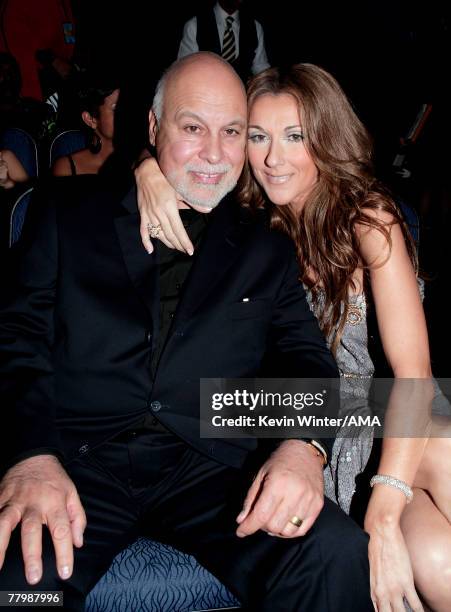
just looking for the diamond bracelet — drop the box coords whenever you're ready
[370,474,413,503]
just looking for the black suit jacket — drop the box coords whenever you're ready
[1,176,338,472]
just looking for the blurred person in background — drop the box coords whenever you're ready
[178,0,269,81]
[52,76,120,176]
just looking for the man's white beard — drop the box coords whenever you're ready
[168,164,238,210]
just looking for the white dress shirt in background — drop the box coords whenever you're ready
[177,2,270,75]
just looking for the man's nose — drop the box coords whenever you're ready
[199,134,223,164]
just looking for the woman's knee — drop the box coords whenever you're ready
[402,491,451,610]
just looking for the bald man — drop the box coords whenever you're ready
[0,53,372,611]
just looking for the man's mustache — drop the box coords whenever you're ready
[185,163,232,175]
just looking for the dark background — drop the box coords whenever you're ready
[71,0,450,375]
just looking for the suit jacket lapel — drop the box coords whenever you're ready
[171,197,253,329]
[114,190,258,343]
[114,186,160,326]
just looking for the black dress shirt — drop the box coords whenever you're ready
[141,208,208,433]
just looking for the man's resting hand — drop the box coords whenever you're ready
[0,455,86,584]
[236,439,324,539]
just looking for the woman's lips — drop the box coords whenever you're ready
[264,173,292,184]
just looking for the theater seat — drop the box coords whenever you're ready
[0,127,38,178]
[9,186,34,247]
[49,129,87,167]
[85,538,240,612]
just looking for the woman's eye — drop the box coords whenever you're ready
[248,133,267,144]
[287,133,304,142]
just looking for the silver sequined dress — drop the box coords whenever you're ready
[306,290,375,513]
[306,281,448,515]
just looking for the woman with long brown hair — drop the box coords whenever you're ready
[134,63,451,611]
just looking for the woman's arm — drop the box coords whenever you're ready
[360,210,432,496]
[359,212,431,495]
[357,209,431,611]
[0,150,29,189]
[135,157,193,255]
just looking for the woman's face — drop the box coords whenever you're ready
[247,93,318,212]
[95,88,120,140]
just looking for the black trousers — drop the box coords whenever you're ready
[0,430,373,611]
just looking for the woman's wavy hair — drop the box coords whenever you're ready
[237,63,417,352]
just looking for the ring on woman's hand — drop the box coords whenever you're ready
[289,515,303,527]
[147,223,162,238]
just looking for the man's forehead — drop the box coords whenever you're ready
[163,63,246,115]
[173,108,247,128]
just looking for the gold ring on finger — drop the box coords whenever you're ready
[289,515,303,527]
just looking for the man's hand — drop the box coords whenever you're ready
[236,440,324,539]
[0,455,86,585]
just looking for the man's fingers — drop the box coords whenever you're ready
[263,497,296,536]
[292,495,323,537]
[70,519,84,548]
[0,455,79,581]
[67,495,86,549]
[47,510,74,580]
[279,515,303,538]
[0,505,21,570]
[268,497,316,538]
[21,510,43,585]
[290,514,317,538]
[237,484,277,537]
[236,473,262,525]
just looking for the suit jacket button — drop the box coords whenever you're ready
[79,444,89,454]
[150,400,162,412]
[146,331,152,344]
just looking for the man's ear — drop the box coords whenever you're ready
[148,110,158,146]
[82,111,97,130]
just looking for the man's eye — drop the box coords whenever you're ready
[224,128,240,136]
[184,125,201,134]
[287,133,304,142]
[248,133,267,144]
